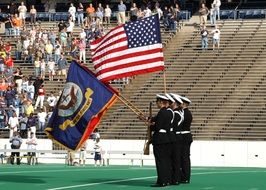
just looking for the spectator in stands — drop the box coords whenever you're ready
[26,132,37,165]
[79,39,86,64]
[24,100,34,117]
[59,29,68,51]
[17,2,27,26]
[4,42,12,55]
[57,54,68,80]
[5,54,14,75]
[86,3,95,23]
[19,113,28,138]
[210,3,216,26]
[117,0,127,25]
[130,3,138,19]
[47,92,56,110]
[77,3,84,27]
[9,131,22,165]
[34,84,45,109]
[144,6,152,18]
[175,3,181,24]
[5,86,15,107]
[27,81,35,101]
[34,57,41,77]
[27,113,37,137]
[67,18,75,37]
[79,141,87,166]
[21,76,29,94]
[0,105,7,128]
[213,0,221,20]
[79,28,86,41]
[163,6,170,30]
[15,39,22,61]
[47,58,55,81]
[201,25,209,50]
[30,5,37,25]
[37,107,47,131]
[54,40,62,64]
[8,111,19,138]
[199,3,209,25]
[155,4,163,20]
[3,15,13,36]
[13,67,23,94]
[68,3,77,23]
[94,138,102,166]
[49,29,56,47]
[8,3,17,17]
[45,40,53,63]
[40,59,46,79]
[0,51,5,76]
[211,25,221,51]
[58,20,67,32]
[104,5,112,28]
[0,78,8,96]
[11,14,22,37]
[13,94,21,118]
[33,76,44,100]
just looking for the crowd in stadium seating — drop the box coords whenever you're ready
[0,1,183,138]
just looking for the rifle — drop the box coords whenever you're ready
[143,102,152,155]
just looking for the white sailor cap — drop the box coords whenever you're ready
[165,93,175,103]
[180,96,192,104]
[156,94,169,101]
[169,93,183,104]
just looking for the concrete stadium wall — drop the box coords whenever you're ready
[1,139,266,167]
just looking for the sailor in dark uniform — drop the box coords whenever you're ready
[150,94,174,187]
[179,96,193,183]
[169,93,184,185]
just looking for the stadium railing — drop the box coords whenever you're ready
[0,149,154,166]
[219,9,266,20]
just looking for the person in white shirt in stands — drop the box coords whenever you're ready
[144,6,152,18]
[47,92,57,109]
[18,2,27,26]
[104,5,112,28]
[37,107,47,131]
[26,132,37,165]
[211,25,221,51]
[68,3,76,22]
[8,111,19,138]
[79,28,86,41]
[213,0,221,20]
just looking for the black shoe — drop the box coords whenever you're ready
[170,182,180,185]
[150,183,168,187]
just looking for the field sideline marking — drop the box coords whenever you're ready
[46,170,266,190]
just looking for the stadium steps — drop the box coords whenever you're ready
[98,19,266,140]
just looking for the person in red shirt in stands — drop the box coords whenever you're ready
[34,84,45,109]
[4,42,12,55]
[5,54,14,74]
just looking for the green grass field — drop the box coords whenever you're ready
[1,164,266,190]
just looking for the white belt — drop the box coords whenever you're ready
[159,129,166,133]
[181,131,190,134]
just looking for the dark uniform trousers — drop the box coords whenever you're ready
[153,143,172,185]
[180,133,193,182]
[171,135,182,183]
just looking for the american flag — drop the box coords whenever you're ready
[90,15,164,82]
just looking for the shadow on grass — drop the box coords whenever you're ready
[0,175,47,184]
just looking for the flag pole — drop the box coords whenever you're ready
[163,70,167,93]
